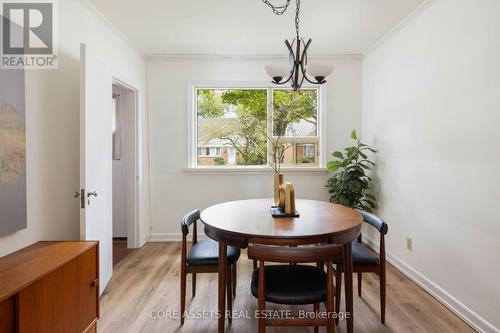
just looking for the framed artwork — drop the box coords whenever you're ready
[0,68,27,236]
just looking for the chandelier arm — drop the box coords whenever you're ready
[298,38,319,84]
[301,38,312,60]
[272,74,294,85]
[300,58,326,85]
[293,38,302,90]
[301,66,327,84]
[282,66,295,84]
[302,72,320,84]
[285,39,296,64]
[297,72,306,90]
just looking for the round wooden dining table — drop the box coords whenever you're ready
[201,198,363,333]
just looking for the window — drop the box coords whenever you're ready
[296,144,316,164]
[193,86,323,168]
[198,147,221,157]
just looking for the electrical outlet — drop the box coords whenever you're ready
[407,238,413,251]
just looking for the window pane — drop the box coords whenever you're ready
[197,89,267,166]
[272,143,295,167]
[296,144,317,165]
[272,89,317,137]
[271,143,318,166]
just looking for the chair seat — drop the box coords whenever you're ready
[187,239,240,266]
[251,265,327,305]
[335,242,379,266]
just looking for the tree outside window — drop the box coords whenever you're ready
[196,87,320,168]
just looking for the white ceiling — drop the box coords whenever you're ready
[89,0,425,56]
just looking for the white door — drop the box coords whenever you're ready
[228,147,236,165]
[80,43,113,295]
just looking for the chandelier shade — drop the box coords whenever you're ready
[306,62,335,83]
[264,64,290,83]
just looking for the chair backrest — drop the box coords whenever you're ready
[248,244,341,264]
[357,209,388,234]
[181,210,200,236]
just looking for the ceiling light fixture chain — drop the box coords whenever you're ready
[295,0,300,39]
[262,0,291,15]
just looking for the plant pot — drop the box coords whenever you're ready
[273,174,283,206]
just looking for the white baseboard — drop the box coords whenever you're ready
[148,233,208,242]
[363,238,499,333]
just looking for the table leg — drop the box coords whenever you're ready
[218,242,227,333]
[343,242,354,333]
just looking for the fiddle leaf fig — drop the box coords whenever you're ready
[332,151,344,159]
[327,160,342,172]
[325,129,377,212]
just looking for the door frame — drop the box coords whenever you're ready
[112,77,140,249]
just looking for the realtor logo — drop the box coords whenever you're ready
[1,0,58,69]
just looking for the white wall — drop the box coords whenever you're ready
[0,0,149,256]
[146,56,362,239]
[362,0,500,332]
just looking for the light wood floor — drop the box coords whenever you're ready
[113,239,135,267]
[99,243,474,333]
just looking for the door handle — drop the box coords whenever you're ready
[87,191,98,206]
[87,191,98,198]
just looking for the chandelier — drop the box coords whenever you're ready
[263,0,334,91]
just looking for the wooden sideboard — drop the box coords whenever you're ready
[0,241,99,333]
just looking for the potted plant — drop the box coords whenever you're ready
[326,129,377,212]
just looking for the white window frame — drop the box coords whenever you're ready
[198,147,222,157]
[187,81,326,172]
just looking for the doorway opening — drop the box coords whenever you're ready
[112,81,137,267]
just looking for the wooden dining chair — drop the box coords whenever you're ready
[334,210,388,324]
[180,210,240,324]
[248,243,342,333]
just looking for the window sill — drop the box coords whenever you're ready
[183,167,329,174]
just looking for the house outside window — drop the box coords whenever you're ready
[192,85,324,169]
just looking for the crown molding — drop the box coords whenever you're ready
[83,0,144,58]
[363,0,437,58]
[144,53,363,60]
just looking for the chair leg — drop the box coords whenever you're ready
[227,266,232,323]
[191,272,196,298]
[314,303,320,333]
[380,269,386,324]
[232,264,237,299]
[327,263,335,333]
[258,262,266,333]
[317,261,325,271]
[335,268,342,326]
[180,266,186,325]
[358,272,362,297]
